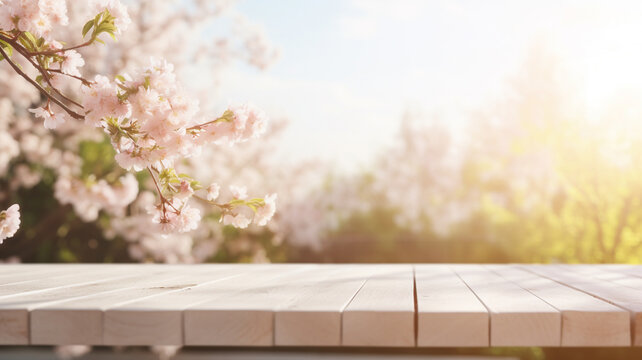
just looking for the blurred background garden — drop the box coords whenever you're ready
[3,0,642,266]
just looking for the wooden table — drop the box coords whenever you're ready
[0,264,638,347]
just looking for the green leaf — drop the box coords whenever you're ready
[95,22,117,35]
[22,32,38,49]
[94,12,104,26]
[82,19,95,38]
[0,39,12,58]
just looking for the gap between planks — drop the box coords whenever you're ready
[1,264,640,347]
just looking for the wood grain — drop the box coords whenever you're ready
[0,264,636,347]
[342,265,415,347]
[523,264,642,346]
[415,265,489,347]
[453,265,561,346]
[488,265,630,346]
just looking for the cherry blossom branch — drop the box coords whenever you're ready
[147,167,165,200]
[29,40,93,56]
[48,69,93,86]
[33,54,83,108]
[146,167,179,213]
[186,113,230,131]
[1,33,85,110]
[0,45,84,120]
[0,0,277,235]
[193,194,229,210]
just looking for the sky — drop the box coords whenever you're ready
[214,0,642,172]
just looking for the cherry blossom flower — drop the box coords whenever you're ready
[60,50,85,77]
[0,0,69,39]
[29,105,66,129]
[54,173,139,221]
[203,104,268,145]
[151,202,201,233]
[223,212,251,229]
[206,183,220,201]
[81,75,131,126]
[92,0,130,33]
[175,180,194,200]
[254,193,277,226]
[0,204,20,243]
[229,184,247,199]
[1,0,278,241]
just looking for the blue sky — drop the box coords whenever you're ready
[214,0,642,171]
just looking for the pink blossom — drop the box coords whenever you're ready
[206,183,220,201]
[60,50,85,77]
[92,0,130,33]
[176,205,201,232]
[175,179,194,200]
[229,184,247,199]
[0,0,68,39]
[204,104,268,145]
[241,105,268,140]
[90,59,203,171]
[152,203,201,233]
[54,174,138,222]
[254,193,277,226]
[114,151,152,172]
[29,105,66,129]
[0,204,20,243]
[81,75,131,126]
[111,173,139,208]
[222,213,251,229]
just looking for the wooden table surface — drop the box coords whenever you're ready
[0,264,638,347]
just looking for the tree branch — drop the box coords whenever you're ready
[0,45,84,120]
[29,40,93,56]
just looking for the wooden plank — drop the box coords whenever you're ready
[597,265,642,281]
[0,265,163,345]
[0,266,88,285]
[108,265,312,346]
[0,265,163,299]
[487,265,630,346]
[452,265,560,346]
[560,265,642,291]
[415,265,489,347]
[523,264,642,346]
[29,265,244,345]
[0,264,136,286]
[184,265,331,346]
[342,265,415,347]
[274,265,378,346]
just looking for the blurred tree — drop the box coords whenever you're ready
[459,46,642,263]
[296,45,642,264]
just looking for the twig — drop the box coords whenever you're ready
[0,45,84,120]
[4,34,85,109]
[29,40,94,56]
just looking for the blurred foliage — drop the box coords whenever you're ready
[291,49,642,264]
[3,48,642,265]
